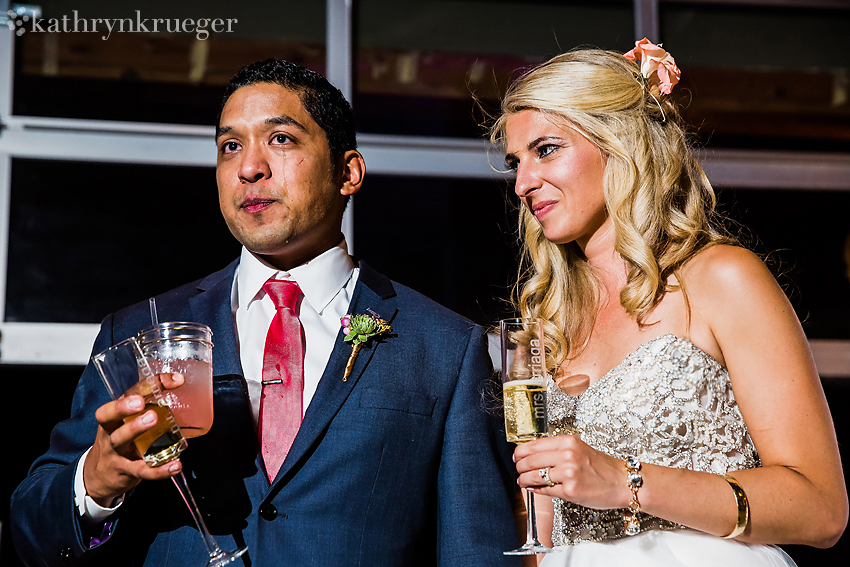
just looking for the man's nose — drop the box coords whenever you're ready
[239,145,271,183]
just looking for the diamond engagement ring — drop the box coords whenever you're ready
[538,467,556,487]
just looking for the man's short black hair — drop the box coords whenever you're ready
[218,59,356,166]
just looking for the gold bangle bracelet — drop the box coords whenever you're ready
[721,475,749,539]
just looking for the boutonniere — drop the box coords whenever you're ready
[340,310,392,381]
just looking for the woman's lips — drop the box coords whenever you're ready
[532,200,557,218]
[241,197,275,214]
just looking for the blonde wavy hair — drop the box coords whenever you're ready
[490,48,734,374]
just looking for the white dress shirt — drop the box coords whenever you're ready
[234,241,359,424]
[75,240,358,521]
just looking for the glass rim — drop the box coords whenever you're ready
[499,317,543,331]
[138,321,212,333]
[138,321,213,347]
[92,335,142,362]
[91,336,151,401]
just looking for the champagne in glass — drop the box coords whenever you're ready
[93,337,247,567]
[503,381,547,443]
[500,317,554,555]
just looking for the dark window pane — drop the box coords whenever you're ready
[716,188,850,340]
[662,3,850,151]
[6,158,241,323]
[13,1,325,124]
[355,0,634,137]
[354,174,521,325]
[1,364,84,567]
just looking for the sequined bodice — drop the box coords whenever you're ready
[548,334,760,545]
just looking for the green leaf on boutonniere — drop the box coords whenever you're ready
[340,312,393,381]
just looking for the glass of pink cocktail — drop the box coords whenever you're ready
[138,322,213,438]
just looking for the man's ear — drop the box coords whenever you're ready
[339,150,365,197]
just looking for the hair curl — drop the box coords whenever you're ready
[490,48,734,375]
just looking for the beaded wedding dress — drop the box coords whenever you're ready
[540,334,797,567]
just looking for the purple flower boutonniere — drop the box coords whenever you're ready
[340,311,392,381]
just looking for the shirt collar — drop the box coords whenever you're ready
[236,240,356,315]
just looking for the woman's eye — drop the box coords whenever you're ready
[537,144,557,158]
[505,158,519,172]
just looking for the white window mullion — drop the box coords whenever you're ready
[327,0,355,250]
[0,2,12,121]
[634,0,660,42]
[0,17,14,325]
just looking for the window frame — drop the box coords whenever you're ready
[0,0,846,375]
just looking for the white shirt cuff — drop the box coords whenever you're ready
[74,447,125,521]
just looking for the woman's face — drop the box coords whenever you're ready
[504,110,608,250]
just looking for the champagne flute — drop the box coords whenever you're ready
[500,317,554,555]
[93,337,247,567]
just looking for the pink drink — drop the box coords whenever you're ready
[149,358,213,438]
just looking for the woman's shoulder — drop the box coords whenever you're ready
[673,245,792,368]
[678,244,787,329]
[679,244,775,294]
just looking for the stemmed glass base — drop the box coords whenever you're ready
[503,488,556,555]
[504,543,555,556]
[172,471,248,566]
[203,547,248,567]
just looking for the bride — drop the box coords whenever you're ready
[491,42,847,565]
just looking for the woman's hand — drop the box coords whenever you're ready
[514,434,632,510]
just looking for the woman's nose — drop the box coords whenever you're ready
[514,163,540,198]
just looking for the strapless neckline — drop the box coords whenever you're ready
[561,334,726,399]
[547,332,760,547]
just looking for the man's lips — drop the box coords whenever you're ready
[240,196,275,214]
[531,200,557,218]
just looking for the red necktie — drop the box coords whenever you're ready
[259,279,304,482]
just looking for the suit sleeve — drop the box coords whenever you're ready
[10,316,120,567]
[437,325,522,566]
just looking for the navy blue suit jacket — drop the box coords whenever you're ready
[11,259,521,566]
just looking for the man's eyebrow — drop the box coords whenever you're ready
[265,115,307,132]
[215,115,308,140]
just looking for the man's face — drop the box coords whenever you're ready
[216,82,351,270]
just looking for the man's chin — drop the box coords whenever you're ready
[229,225,291,254]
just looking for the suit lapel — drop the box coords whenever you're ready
[273,261,396,484]
[189,260,244,378]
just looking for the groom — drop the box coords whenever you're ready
[10,60,520,566]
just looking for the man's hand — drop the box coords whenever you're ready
[83,373,185,507]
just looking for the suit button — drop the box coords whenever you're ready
[259,503,278,521]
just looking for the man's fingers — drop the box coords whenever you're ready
[108,409,158,450]
[95,396,146,431]
[126,458,182,481]
[158,372,184,391]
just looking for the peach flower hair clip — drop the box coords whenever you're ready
[624,37,681,95]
